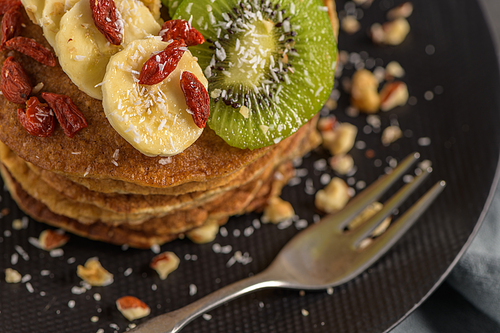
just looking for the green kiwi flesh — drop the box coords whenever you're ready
[174,0,337,149]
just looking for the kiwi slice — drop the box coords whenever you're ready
[174,0,336,149]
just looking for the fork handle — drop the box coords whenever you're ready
[130,269,282,333]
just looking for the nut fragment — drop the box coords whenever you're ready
[341,16,360,34]
[322,122,358,156]
[5,268,22,283]
[381,125,403,146]
[39,229,69,250]
[77,258,114,287]
[370,18,410,46]
[116,296,151,321]
[329,154,354,175]
[379,81,409,111]
[262,197,294,224]
[387,2,414,20]
[348,202,392,236]
[315,177,350,214]
[186,219,219,244]
[150,251,180,280]
[317,115,337,132]
[385,61,405,79]
[350,69,380,113]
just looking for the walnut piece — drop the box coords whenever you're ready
[39,229,69,250]
[329,154,355,175]
[150,251,180,280]
[315,177,351,213]
[322,122,358,156]
[385,61,405,79]
[5,268,22,283]
[186,219,220,244]
[381,125,403,146]
[116,296,151,321]
[77,258,114,287]
[371,18,410,46]
[380,81,409,111]
[348,202,392,237]
[262,197,295,224]
[387,2,414,20]
[341,16,361,34]
[351,69,380,113]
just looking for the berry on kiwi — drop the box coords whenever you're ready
[174,0,337,149]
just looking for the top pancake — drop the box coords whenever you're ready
[0,12,272,188]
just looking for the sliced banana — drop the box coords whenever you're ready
[41,0,80,49]
[20,0,45,24]
[102,38,208,157]
[55,0,161,100]
[139,0,161,21]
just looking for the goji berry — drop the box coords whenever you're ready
[41,92,87,138]
[6,37,57,67]
[180,71,210,129]
[1,3,22,49]
[17,97,55,137]
[0,0,21,15]
[160,20,205,47]
[1,56,31,104]
[138,39,187,85]
[90,0,122,46]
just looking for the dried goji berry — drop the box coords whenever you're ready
[1,56,31,104]
[41,92,87,138]
[6,37,57,67]
[17,97,55,137]
[180,71,210,129]
[1,3,22,49]
[138,39,187,85]
[90,0,122,46]
[160,20,205,47]
[0,0,21,16]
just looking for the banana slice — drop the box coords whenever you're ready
[102,38,208,157]
[20,0,45,24]
[55,0,161,100]
[40,0,80,49]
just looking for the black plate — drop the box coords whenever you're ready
[1,0,500,332]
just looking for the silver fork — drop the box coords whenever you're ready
[131,152,445,333]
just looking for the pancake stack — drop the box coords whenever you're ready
[0,0,337,248]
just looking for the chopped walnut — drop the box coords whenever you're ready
[385,61,405,79]
[5,268,22,283]
[341,16,361,34]
[381,126,403,145]
[380,81,409,111]
[329,154,355,175]
[186,219,220,244]
[351,69,380,113]
[371,18,410,46]
[150,252,180,280]
[317,116,337,132]
[39,230,70,250]
[77,258,114,287]
[315,177,351,214]
[116,296,151,321]
[387,2,414,20]
[262,197,295,224]
[348,202,392,236]
[322,122,358,156]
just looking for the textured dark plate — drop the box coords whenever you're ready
[1,0,500,332]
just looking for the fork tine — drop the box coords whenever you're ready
[335,152,420,231]
[358,181,446,263]
[351,166,432,247]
